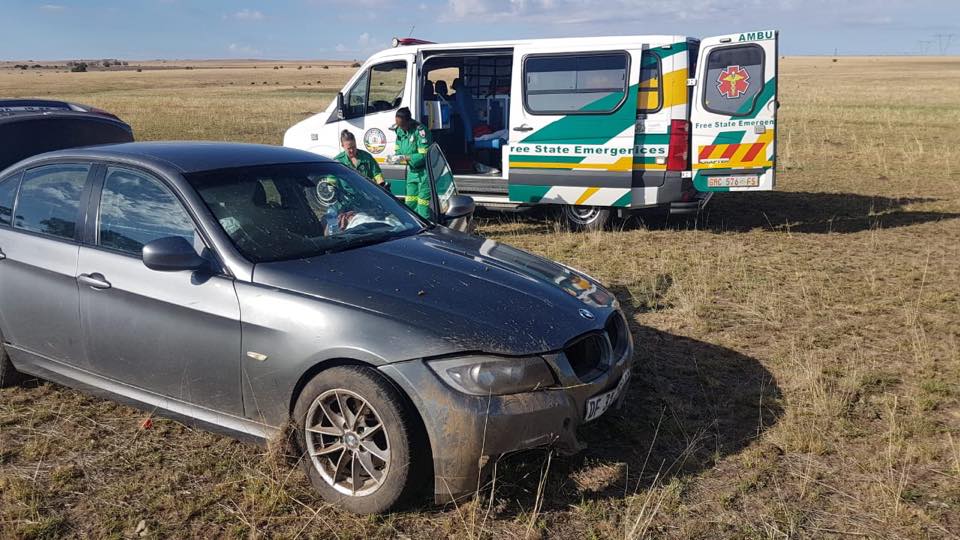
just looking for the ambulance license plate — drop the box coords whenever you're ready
[584,370,630,423]
[707,175,759,188]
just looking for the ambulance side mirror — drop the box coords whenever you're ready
[336,92,345,120]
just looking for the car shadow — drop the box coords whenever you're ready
[473,286,784,515]
[474,192,959,235]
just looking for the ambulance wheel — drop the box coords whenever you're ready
[561,205,611,232]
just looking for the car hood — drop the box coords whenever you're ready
[252,227,617,356]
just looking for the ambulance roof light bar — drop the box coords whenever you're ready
[392,37,435,47]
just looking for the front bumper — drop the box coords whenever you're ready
[380,332,634,503]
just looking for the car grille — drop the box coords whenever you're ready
[604,312,629,360]
[564,333,609,381]
[563,312,629,382]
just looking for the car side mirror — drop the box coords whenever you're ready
[142,236,209,272]
[336,92,346,120]
[442,195,475,222]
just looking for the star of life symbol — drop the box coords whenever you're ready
[717,65,750,99]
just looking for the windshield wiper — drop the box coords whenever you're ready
[324,228,420,254]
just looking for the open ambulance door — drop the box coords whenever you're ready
[426,143,475,232]
[690,30,778,191]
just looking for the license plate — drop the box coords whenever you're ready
[707,175,759,188]
[584,370,630,423]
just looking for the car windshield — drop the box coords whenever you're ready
[185,162,425,263]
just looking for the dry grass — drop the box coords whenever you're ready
[1,56,959,539]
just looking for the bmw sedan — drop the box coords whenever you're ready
[0,142,633,513]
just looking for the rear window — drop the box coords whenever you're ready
[703,44,765,116]
[0,173,20,227]
[524,52,628,114]
[637,51,662,114]
[14,164,89,240]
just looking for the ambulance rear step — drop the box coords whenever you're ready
[455,175,508,195]
[469,194,519,209]
[669,191,713,215]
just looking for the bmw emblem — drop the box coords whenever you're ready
[578,308,595,320]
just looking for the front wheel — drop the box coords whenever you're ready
[293,366,426,514]
[561,205,611,232]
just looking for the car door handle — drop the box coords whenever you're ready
[78,273,111,290]
[513,124,534,132]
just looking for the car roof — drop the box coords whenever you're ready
[0,98,77,112]
[17,141,335,174]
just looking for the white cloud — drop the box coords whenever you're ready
[39,4,65,12]
[335,43,348,52]
[230,8,264,21]
[439,0,827,24]
[227,43,262,56]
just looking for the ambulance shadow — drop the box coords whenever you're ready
[474,192,959,235]
[694,191,959,234]
[477,286,783,514]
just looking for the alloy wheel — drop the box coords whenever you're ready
[304,388,391,497]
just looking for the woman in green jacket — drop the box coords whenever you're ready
[334,130,385,186]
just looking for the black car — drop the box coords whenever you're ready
[0,99,134,172]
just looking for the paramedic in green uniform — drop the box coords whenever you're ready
[334,130,385,186]
[393,107,433,219]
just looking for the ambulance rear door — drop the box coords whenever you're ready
[690,30,778,191]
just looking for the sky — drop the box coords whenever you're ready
[2,0,958,60]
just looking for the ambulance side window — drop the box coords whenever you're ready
[703,44,764,117]
[523,52,628,115]
[344,70,369,119]
[637,51,662,114]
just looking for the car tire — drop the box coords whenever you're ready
[561,205,611,232]
[293,365,426,514]
[0,340,24,388]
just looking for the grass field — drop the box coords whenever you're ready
[1,56,958,539]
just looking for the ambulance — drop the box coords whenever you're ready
[283,30,779,230]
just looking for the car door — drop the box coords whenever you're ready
[76,165,244,416]
[690,30,779,191]
[0,163,91,368]
[337,58,413,192]
[424,143,473,232]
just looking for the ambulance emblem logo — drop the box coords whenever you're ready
[717,65,750,99]
[363,128,386,154]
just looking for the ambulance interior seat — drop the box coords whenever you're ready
[434,80,450,100]
[452,78,477,147]
[422,80,436,101]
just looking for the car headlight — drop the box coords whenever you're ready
[427,355,556,396]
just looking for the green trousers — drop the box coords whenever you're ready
[404,171,432,219]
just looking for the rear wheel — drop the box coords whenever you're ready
[0,341,24,388]
[561,205,611,232]
[293,366,425,514]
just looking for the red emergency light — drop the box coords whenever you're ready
[392,37,435,47]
